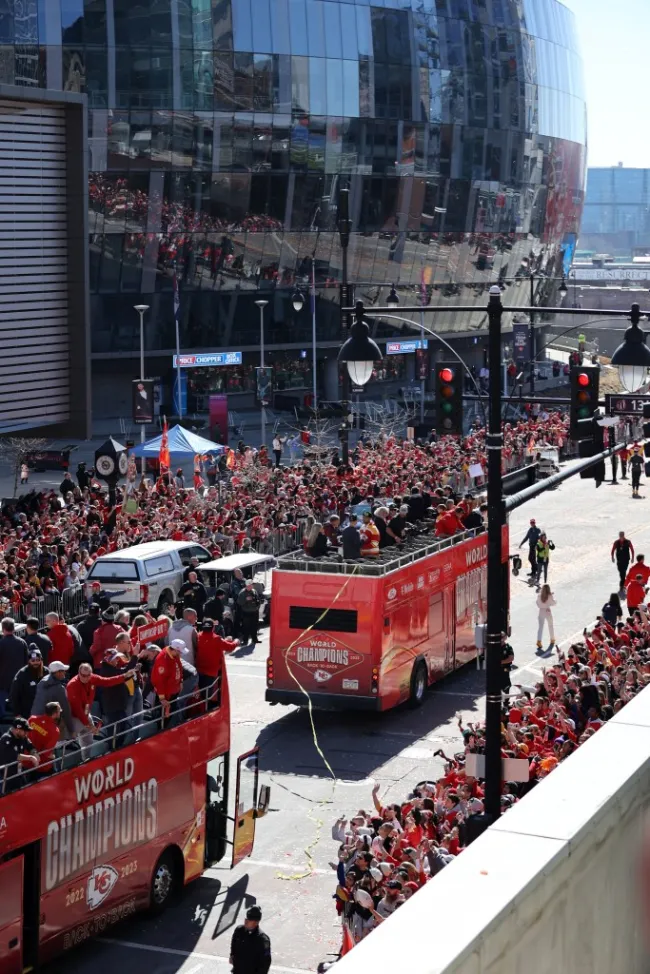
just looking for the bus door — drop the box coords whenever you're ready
[444,586,456,672]
[0,856,24,974]
[231,748,270,869]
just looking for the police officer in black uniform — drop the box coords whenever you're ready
[500,634,515,694]
[230,906,271,974]
[630,449,644,498]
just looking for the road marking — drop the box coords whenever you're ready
[184,964,204,974]
[99,938,314,974]
[229,672,266,679]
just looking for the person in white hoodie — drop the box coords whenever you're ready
[536,583,556,649]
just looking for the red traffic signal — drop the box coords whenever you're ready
[576,372,590,387]
[439,367,454,383]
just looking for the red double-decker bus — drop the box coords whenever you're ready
[266,528,509,711]
[0,676,268,973]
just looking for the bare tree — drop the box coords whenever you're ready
[286,413,340,468]
[362,402,415,444]
[0,438,50,497]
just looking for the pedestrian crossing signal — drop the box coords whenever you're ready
[570,366,599,439]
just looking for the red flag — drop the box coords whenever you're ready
[340,922,354,957]
[159,418,170,472]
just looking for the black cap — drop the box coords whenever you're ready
[386,880,402,890]
[246,906,262,921]
[28,646,42,660]
[89,603,100,614]
[13,716,30,731]
[202,620,214,631]
[102,607,115,622]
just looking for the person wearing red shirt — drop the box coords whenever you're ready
[625,556,650,588]
[66,661,135,750]
[626,575,647,611]
[45,612,76,666]
[91,608,125,668]
[28,702,62,773]
[151,642,184,725]
[196,620,238,694]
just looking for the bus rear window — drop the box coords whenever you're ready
[89,561,139,582]
[289,606,358,633]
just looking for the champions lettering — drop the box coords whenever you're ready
[45,758,158,891]
[297,645,349,665]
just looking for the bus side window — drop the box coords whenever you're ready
[205,756,227,866]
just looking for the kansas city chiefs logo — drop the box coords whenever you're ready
[87,865,118,910]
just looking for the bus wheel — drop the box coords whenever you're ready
[150,851,178,913]
[408,662,427,708]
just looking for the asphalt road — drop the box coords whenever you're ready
[47,456,648,974]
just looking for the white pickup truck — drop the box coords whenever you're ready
[85,540,212,615]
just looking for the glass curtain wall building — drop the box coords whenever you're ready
[580,167,650,259]
[2,0,586,412]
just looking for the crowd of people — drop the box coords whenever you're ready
[0,413,569,789]
[331,583,649,947]
[0,602,238,788]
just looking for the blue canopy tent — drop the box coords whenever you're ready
[129,424,225,458]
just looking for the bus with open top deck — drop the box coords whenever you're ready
[0,671,268,973]
[266,527,509,711]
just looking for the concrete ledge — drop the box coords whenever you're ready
[336,686,650,974]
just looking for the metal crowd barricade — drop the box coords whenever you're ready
[61,584,86,622]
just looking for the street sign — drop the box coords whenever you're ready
[385,340,428,355]
[606,394,650,416]
[173,352,242,367]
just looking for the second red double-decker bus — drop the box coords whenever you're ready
[0,672,268,973]
[266,528,509,710]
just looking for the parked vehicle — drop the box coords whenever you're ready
[85,541,212,614]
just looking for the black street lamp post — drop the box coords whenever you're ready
[337,187,352,464]
[484,285,506,823]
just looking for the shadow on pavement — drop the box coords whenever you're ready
[256,664,485,780]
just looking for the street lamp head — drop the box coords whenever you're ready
[255,299,268,308]
[386,285,399,309]
[134,305,149,313]
[610,304,650,393]
[292,291,304,312]
[488,285,501,297]
[338,301,382,387]
[558,276,568,297]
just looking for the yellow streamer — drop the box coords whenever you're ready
[275,565,361,881]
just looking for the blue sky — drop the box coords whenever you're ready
[565,0,650,167]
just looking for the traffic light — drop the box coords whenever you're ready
[435,363,463,434]
[579,416,605,487]
[570,366,599,440]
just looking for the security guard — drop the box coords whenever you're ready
[500,635,515,694]
[230,906,271,974]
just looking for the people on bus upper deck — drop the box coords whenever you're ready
[10,647,48,719]
[27,701,62,774]
[25,616,51,664]
[0,716,38,787]
[341,514,362,560]
[386,506,410,546]
[0,617,28,715]
[165,607,198,665]
[306,522,329,558]
[31,661,74,737]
